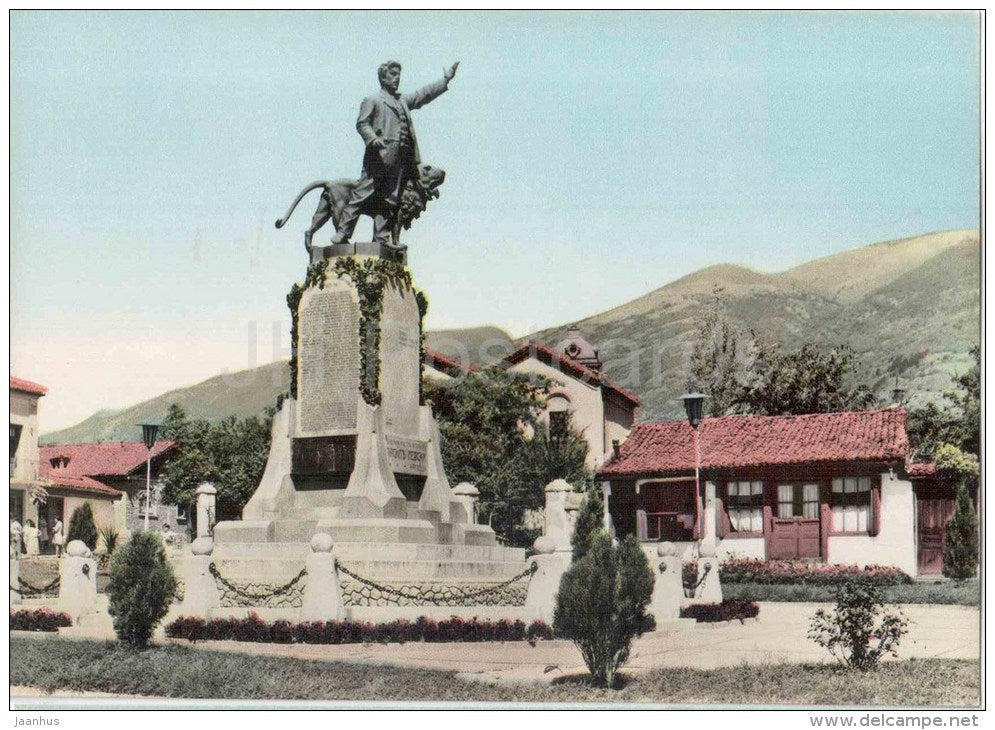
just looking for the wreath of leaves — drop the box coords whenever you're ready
[285,257,427,406]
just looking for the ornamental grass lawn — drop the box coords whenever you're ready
[724,580,980,606]
[10,637,979,706]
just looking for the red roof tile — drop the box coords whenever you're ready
[10,376,47,396]
[424,347,477,376]
[906,462,938,479]
[39,440,176,478]
[503,341,641,408]
[599,408,909,477]
[45,474,122,498]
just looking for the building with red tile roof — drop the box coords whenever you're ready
[596,406,950,577]
[9,376,124,555]
[39,440,182,536]
[501,334,640,469]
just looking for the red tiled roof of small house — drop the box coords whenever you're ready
[39,440,176,479]
[10,376,48,396]
[598,407,910,477]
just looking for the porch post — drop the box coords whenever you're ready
[600,481,612,534]
[702,478,718,548]
[693,428,704,540]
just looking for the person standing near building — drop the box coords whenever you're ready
[50,518,64,557]
[23,519,40,556]
[10,518,23,559]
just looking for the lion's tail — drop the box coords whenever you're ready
[274,181,326,229]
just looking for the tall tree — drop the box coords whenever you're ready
[425,369,591,547]
[685,291,744,417]
[735,341,877,416]
[159,404,272,516]
[947,345,980,456]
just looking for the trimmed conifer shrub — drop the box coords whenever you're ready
[107,531,177,648]
[570,491,604,560]
[554,532,654,687]
[943,482,978,580]
[66,503,99,550]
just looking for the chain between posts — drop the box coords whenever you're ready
[336,561,537,606]
[10,575,61,597]
[208,562,307,601]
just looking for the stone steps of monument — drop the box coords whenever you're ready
[332,541,526,563]
[211,541,311,559]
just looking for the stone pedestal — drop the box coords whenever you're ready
[650,542,683,622]
[690,543,723,605]
[300,534,345,622]
[525,539,572,624]
[179,554,219,618]
[204,257,524,622]
[10,558,20,606]
[59,541,98,621]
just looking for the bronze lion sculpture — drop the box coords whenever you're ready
[275,165,445,253]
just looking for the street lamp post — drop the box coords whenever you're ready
[680,393,707,540]
[139,422,160,531]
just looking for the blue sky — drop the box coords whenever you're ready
[10,11,981,431]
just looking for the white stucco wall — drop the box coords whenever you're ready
[507,358,606,469]
[716,537,766,560]
[827,471,917,576]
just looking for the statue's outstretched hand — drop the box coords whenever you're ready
[444,61,459,81]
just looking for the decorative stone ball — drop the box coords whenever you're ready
[310,533,334,553]
[190,536,215,556]
[657,541,677,557]
[699,542,717,558]
[66,540,90,558]
[533,535,557,554]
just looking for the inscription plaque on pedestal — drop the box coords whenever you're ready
[385,436,428,476]
[297,283,361,435]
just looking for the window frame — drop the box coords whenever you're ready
[722,480,765,538]
[829,475,878,536]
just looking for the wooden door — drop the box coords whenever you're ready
[917,490,956,575]
[768,483,822,559]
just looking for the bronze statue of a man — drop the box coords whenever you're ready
[330,60,459,249]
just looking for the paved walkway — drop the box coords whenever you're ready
[153,602,980,683]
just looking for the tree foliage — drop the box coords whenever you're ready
[906,346,981,459]
[66,503,98,550]
[553,532,654,687]
[425,369,591,547]
[686,291,743,417]
[571,490,605,560]
[158,404,271,514]
[943,482,978,580]
[107,531,177,648]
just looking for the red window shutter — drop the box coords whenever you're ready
[869,481,882,536]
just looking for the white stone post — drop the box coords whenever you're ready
[600,482,612,534]
[301,533,346,622]
[543,479,572,552]
[650,542,683,623]
[451,482,480,525]
[180,536,218,618]
[59,540,98,621]
[692,541,723,605]
[524,535,572,624]
[702,479,718,552]
[10,558,21,606]
[195,482,218,540]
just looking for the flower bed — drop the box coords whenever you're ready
[10,607,73,632]
[680,599,760,623]
[165,613,555,645]
[719,558,913,586]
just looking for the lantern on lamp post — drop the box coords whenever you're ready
[680,393,708,540]
[138,422,160,531]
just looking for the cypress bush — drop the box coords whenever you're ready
[66,503,99,550]
[943,482,978,580]
[107,531,177,648]
[553,532,654,687]
[570,490,604,560]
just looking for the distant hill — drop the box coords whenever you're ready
[42,230,979,443]
[525,230,979,421]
